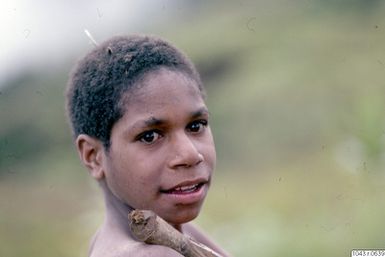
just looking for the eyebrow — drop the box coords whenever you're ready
[143,116,165,127]
[128,107,209,133]
[190,107,209,119]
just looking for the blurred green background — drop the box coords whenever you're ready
[2,1,385,256]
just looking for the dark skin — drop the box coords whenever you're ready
[76,68,231,257]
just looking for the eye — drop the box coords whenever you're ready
[138,130,162,144]
[187,120,208,133]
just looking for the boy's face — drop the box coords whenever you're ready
[102,68,216,225]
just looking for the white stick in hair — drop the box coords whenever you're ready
[84,29,98,46]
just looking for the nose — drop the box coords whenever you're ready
[168,132,204,169]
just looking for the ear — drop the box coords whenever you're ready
[75,134,106,180]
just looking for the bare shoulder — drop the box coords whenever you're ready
[123,243,185,257]
[91,243,184,257]
[89,231,183,257]
[183,223,232,257]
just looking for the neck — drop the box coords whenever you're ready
[100,180,134,234]
[99,180,184,234]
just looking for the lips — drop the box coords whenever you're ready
[161,183,204,194]
[160,178,208,194]
[160,178,209,205]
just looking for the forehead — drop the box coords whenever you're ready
[110,68,208,143]
[121,68,204,112]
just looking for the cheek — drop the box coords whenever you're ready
[106,163,158,207]
[203,133,217,168]
[208,144,217,169]
[118,155,163,189]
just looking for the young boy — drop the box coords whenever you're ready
[66,35,230,257]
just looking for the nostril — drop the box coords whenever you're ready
[170,152,204,169]
[196,153,204,164]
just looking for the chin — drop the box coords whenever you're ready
[163,205,202,225]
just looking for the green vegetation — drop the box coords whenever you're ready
[2,1,385,256]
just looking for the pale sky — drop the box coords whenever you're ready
[0,0,178,87]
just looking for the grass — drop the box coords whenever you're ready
[2,151,385,257]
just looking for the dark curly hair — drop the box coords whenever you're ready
[66,34,203,150]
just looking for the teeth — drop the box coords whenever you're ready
[174,184,198,192]
[162,183,203,194]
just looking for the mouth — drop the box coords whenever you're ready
[160,182,205,195]
[159,178,209,205]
